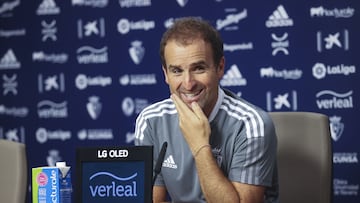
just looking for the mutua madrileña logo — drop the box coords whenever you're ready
[88,171,139,199]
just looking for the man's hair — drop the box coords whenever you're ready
[160,17,224,68]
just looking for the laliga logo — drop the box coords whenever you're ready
[89,172,138,197]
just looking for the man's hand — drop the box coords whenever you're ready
[171,94,211,155]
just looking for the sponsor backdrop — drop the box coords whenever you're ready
[0,0,359,202]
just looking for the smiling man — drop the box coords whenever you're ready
[135,17,278,203]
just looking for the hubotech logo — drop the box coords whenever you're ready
[316,90,353,109]
[88,172,138,198]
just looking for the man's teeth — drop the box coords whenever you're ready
[184,93,197,98]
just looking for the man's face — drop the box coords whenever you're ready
[163,39,224,117]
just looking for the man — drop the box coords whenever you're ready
[135,17,278,203]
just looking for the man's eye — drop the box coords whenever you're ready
[170,68,182,74]
[194,66,206,73]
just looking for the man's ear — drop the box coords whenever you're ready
[162,65,169,84]
[217,56,225,78]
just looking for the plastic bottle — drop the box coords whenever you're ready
[56,162,72,203]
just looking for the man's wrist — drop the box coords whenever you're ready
[193,144,211,157]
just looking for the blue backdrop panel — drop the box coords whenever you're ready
[0,0,359,202]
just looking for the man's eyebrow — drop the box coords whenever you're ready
[167,60,208,69]
[191,61,207,67]
[167,64,181,69]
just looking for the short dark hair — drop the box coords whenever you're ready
[160,17,224,68]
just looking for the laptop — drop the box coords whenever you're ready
[75,145,153,203]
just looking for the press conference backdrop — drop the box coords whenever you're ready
[0,0,359,202]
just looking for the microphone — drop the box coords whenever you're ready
[153,142,168,185]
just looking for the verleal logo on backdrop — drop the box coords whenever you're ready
[129,40,145,65]
[41,20,57,42]
[0,126,25,143]
[76,46,109,64]
[271,32,289,56]
[315,90,353,109]
[38,73,65,93]
[87,96,102,120]
[0,49,21,69]
[260,66,302,80]
[2,74,18,95]
[119,0,151,8]
[117,18,155,35]
[316,30,349,52]
[36,0,60,15]
[312,62,356,79]
[329,115,344,142]
[72,0,109,8]
[36,127,71,144]
[266,91,298,111]
[216,8,247,31]
[310,6,355,18]
[266,5,294,28]
[0,0,20,17]
[37,100,68,118]
[220,64,247,86]
[78,18,105,39]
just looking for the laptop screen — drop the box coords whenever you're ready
[75,146,153,203]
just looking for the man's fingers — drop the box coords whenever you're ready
[171,94,192,116]
[191,101,207,120]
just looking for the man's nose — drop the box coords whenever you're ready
[182,72,196,90]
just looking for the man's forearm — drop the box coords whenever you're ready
[194,146,240,203]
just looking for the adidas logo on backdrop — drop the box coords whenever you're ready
[266,5,294,28]
[220,64,247,86]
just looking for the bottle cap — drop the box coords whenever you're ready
[56,162,67,167]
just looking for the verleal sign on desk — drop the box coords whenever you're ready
[76,146,153,203]
[82,161,143,201]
